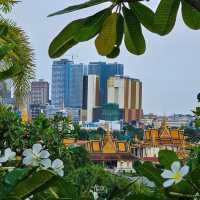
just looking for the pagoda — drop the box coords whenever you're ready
[132,118,189,162]
[64,124,135,172]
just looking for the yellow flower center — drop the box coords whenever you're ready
[172,171,182,181]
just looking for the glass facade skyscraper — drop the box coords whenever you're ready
[88,62,124,105]
[51,59,87,108]
[69,64,87,107]
[51,59,73,108]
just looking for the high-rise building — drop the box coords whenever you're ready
[30,79,49,119]
[51,59,87,109]
[68,64,87,108]
[51,59,73,108]
[107,76,143,122]
[88,62,124,105]
[81,75,100,122]
[31,79,49,105]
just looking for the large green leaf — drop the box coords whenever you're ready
[48,0,110,17]
[123,7,146,55]
[135,161,163,187]
[182,0,200,30]
[0,168,34,199]
[4,168,33,188]
[95,13,119,56]
[158,150,179,169]
[154,0,180,35]
[74,8,111,42]
[8,170,56,199]
[49,19,85,58]
[107,47,120,58]
[106,13,124,58]
[129,2,156,33]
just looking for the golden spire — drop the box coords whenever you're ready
[102,122,116,153]
[161,116,168,128]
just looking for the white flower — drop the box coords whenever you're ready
[90,189,99,200]
[0,148,16,163]
[23,144,50,168]
[51,159,64,177]
[161,161,189,188]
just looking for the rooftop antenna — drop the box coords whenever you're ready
[66,54,79,62]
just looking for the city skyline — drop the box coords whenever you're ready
[9,0,200,115]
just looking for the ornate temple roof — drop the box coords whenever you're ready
[64,126,134,161]
[143,118,186,146]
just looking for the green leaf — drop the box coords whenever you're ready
[48,0,110,17]
[191,168,200,187]
[135,161,163,187]
[129,2,156,33]
[154,0,180,35]
[49,19,85,58]
[158,150,178,169]
[74,8,111,42]
[107,47,120,58]
[4,168,32,187]
[123,7,146,55]
[115,13,124,47]
[95,13,119,56]
[8,170,56,199]
[182,0,200,30]
[106,13,123,59]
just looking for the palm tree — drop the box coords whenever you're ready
[0,0,35,105]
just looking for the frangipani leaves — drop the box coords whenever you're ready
[154,0,181,35]
[123,7,146,55]
[49,0,200,58]
[129,2,156,33]
[95,13,119,56]
[48,0,110,17]
[182,0,200,30]
[49,19,85,58]
[74,8,111,42]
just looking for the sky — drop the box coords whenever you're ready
[8,0,200,115]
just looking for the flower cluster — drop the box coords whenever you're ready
[0,144,64,177]
[0,148,16,164]
[161,161,189,188]
[22,144,64,177]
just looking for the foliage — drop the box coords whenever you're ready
[0,1,35,104]
[48,0,200,59]
[0,0,18,13]
[0,106,200,199]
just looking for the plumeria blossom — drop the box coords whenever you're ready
[23,144,51,168]
[0,148,16,163]
[161,161,189,188]
[51,159,64,177]
[90,189,99,200]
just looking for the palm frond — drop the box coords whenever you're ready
[0,18,35,105]
[0,0,19,13]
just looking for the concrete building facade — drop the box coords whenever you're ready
[81,75,100,122]
[107,76,143,122]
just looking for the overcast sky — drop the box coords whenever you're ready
[8,0,200,115]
